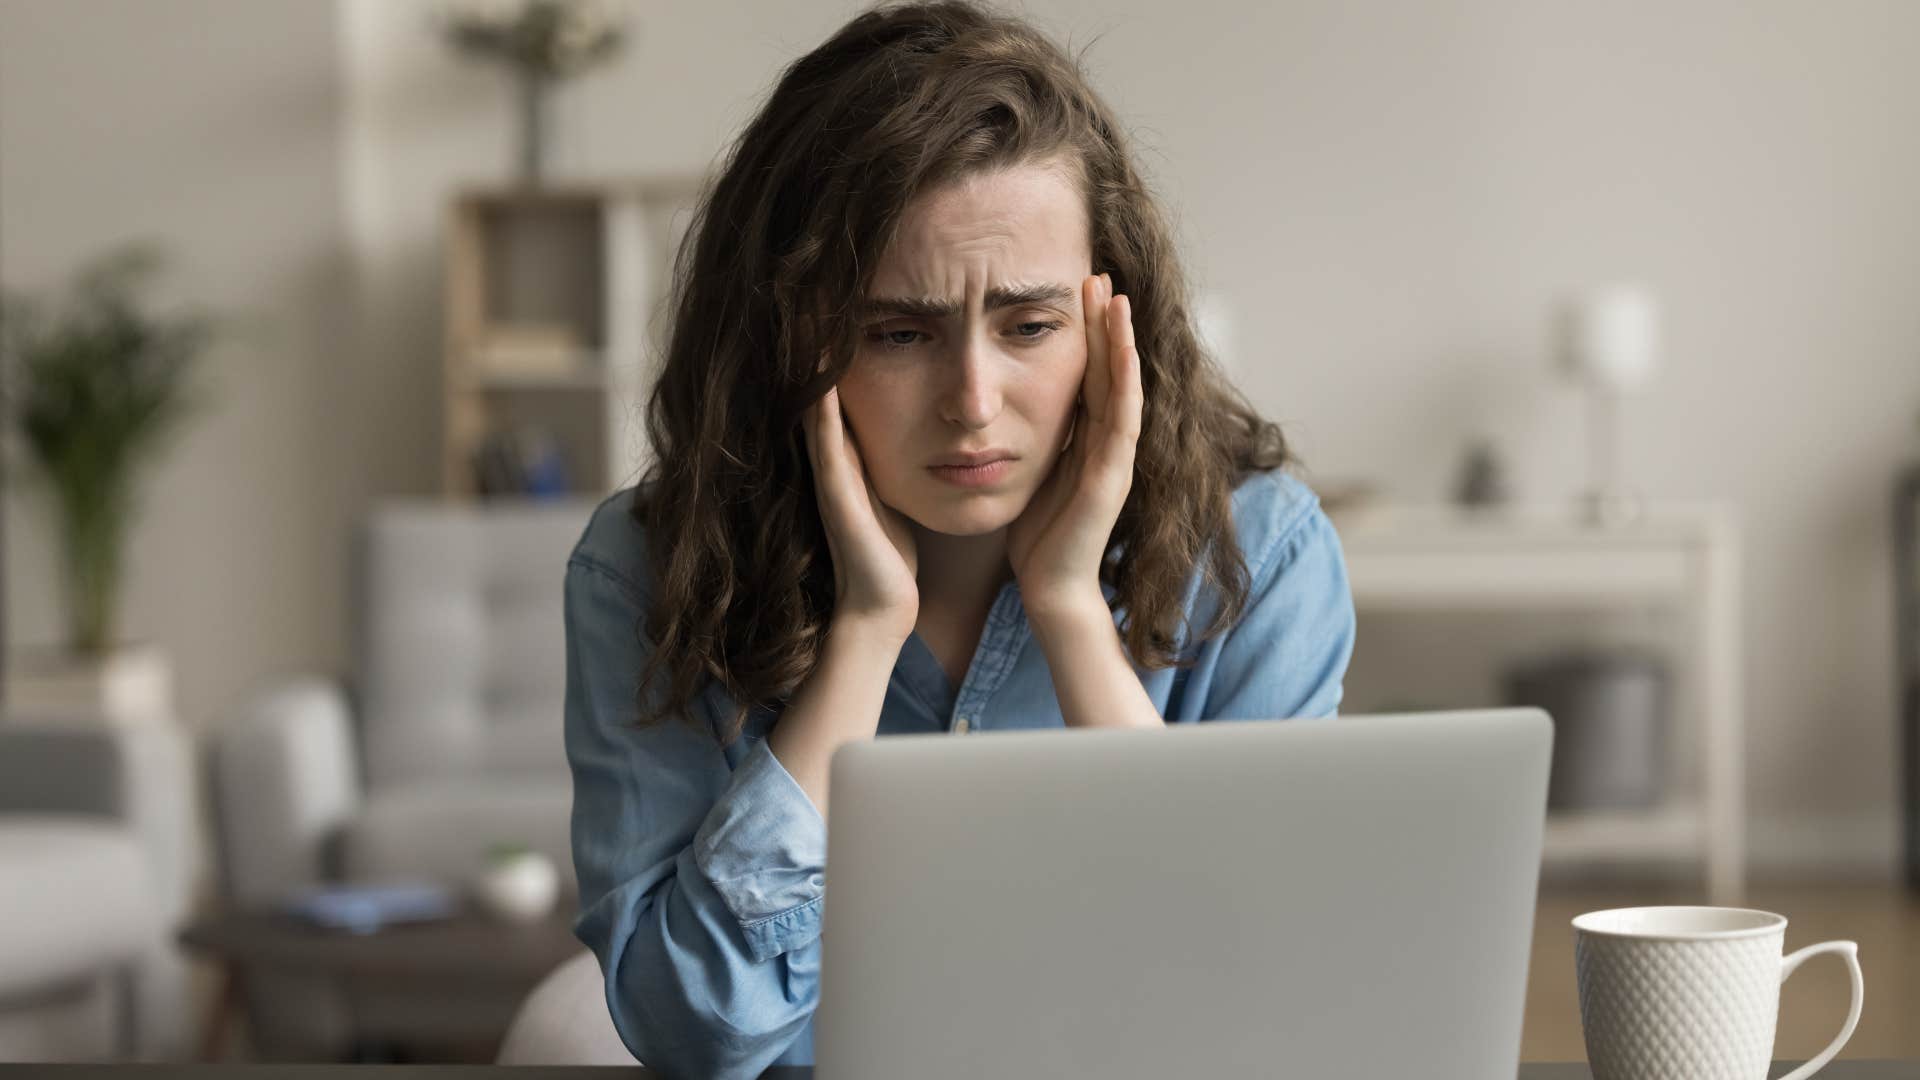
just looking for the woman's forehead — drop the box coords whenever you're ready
[868,165,1089,306]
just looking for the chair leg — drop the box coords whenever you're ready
[195,964,240,1062]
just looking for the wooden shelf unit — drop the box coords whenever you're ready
[442,177,705,501]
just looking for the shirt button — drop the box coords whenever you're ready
[953,716,971,734]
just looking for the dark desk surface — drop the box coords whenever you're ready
[6,1063,1916,1078]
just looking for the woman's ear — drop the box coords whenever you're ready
[799,313,845,377]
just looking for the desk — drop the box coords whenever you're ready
[5,1063,1913,1078]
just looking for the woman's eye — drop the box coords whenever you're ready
[865,320,1066,352]
[867,328,924,350]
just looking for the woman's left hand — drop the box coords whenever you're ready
[1006,271,1143,620]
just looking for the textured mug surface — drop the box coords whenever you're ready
[1573,906,1862,1080]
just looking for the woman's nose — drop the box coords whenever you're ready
[939,335,1003,430]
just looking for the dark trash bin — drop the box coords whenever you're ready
[1504,650,1670,811]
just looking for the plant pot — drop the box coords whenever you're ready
[4,639,176,727]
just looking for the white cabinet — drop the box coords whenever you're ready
[1332,502,1745,902]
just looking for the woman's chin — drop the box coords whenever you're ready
[902,493,1025,537]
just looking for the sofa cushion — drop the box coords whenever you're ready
[357,500,598,792]
[0,817,156,998]
[340,782,574,893]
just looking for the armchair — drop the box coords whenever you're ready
[207,495,602,1060]
[0,718,201,1062]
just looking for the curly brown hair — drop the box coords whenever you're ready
[632,0,1290,744]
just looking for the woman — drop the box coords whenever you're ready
[563,2,1356,1075]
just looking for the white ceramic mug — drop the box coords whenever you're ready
[1572,906,1863,1080]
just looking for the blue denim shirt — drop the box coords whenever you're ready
[564,467,1356,1078]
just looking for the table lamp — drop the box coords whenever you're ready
[1555,282,1660,527]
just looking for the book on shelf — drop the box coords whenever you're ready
[472,424,573,498]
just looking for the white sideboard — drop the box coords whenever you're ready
[1330,501,1745,903]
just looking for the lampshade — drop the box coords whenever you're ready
[1556,283,1660,391]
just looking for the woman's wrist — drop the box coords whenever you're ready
[828,610,915,652]
[1020,581,1110,630]
[1026,592,1165,730]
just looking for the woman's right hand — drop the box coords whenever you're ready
[802,385,920,641]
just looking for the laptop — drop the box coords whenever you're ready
[814,708,1552,1080]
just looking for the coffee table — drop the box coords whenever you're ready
[178,905,582,1062]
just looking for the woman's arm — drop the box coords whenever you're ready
[769,381,922,821]
[1010,273,1160,729]
[765,616,906,821]
[1029,599,1166,729]
[566,555,828,1079]
[1033,473,1356,728]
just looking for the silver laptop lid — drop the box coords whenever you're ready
[815,708,1552,1080]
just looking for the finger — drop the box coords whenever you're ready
[818,386,847,473]
[1083,273,1112,428]
[1108,293,1142,442]
[812,388,859,516]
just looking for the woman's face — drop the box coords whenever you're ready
[835,161,1091,537]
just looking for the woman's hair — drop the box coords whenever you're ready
[632,0,1290,743]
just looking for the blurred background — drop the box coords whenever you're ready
[1,0,1917,1067]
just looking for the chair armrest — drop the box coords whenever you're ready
[0,720,202,929]
[209,677,363,906]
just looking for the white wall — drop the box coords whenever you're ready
[0,1,356,743]
[6,0,1916,875]
[338,0,1920,873]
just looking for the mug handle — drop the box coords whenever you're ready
[1774,940,1864,1080]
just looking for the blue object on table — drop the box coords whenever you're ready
[282,882,458,935]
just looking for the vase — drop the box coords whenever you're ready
[515,70,552,185]
[472,850,560,923]
[4,639,176,728]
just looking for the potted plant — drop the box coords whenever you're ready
[0,242,214,725]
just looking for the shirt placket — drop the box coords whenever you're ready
[949,581,1030,734]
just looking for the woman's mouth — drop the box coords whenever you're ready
[928,459,1014,487]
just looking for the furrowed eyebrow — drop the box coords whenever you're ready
[858,281,1077,320]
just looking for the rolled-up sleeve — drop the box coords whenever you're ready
[1201,491,1357,721]
[564,553,825,1078]
[692,737,827,962]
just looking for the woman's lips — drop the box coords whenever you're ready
[928,458,1014,487]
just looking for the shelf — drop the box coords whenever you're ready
[442,176,702,500]
[1335,501,1734,612]
[460,367,609,392]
